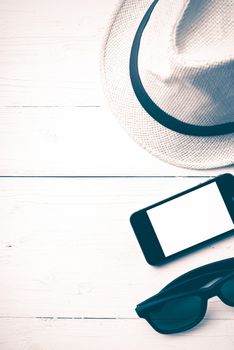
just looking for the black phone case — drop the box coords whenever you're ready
[130,173,234,265]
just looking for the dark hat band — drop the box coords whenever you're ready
[129,0,234,136]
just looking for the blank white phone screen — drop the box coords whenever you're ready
[146,182,234,257]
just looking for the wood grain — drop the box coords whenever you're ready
[0,107,233,176]
[0,0,232,175]
[0,178,233,319]
[0,1,233,349]
[0,0,113,107]
[1,318,234,350]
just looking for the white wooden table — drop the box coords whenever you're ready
[0,1,233,349]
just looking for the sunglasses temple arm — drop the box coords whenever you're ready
[135,305,145,318]
[160,258,234,293]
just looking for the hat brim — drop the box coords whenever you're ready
[101,0,234,169]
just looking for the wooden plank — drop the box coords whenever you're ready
[0,318,234,350]
[0,107,232,175]
[0,0,117,106]
[0,177,233,318]
[0,0,232,175]
[0,40,102,106]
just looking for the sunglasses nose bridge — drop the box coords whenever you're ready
[204,288,217,299]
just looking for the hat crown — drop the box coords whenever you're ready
[175,0,234,61]
[102,0,234,168]
[138,0,234,126]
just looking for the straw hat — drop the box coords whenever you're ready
[101,0,234,169]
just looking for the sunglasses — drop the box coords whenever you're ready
[136,258,234,334]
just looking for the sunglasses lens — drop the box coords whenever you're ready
[148,295,203,333]
[220,276,234,305]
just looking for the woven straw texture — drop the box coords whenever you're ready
[101,0,234,169]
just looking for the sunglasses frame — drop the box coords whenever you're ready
[136,258,234,334]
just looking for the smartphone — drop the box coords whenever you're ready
[130,173,234,265]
